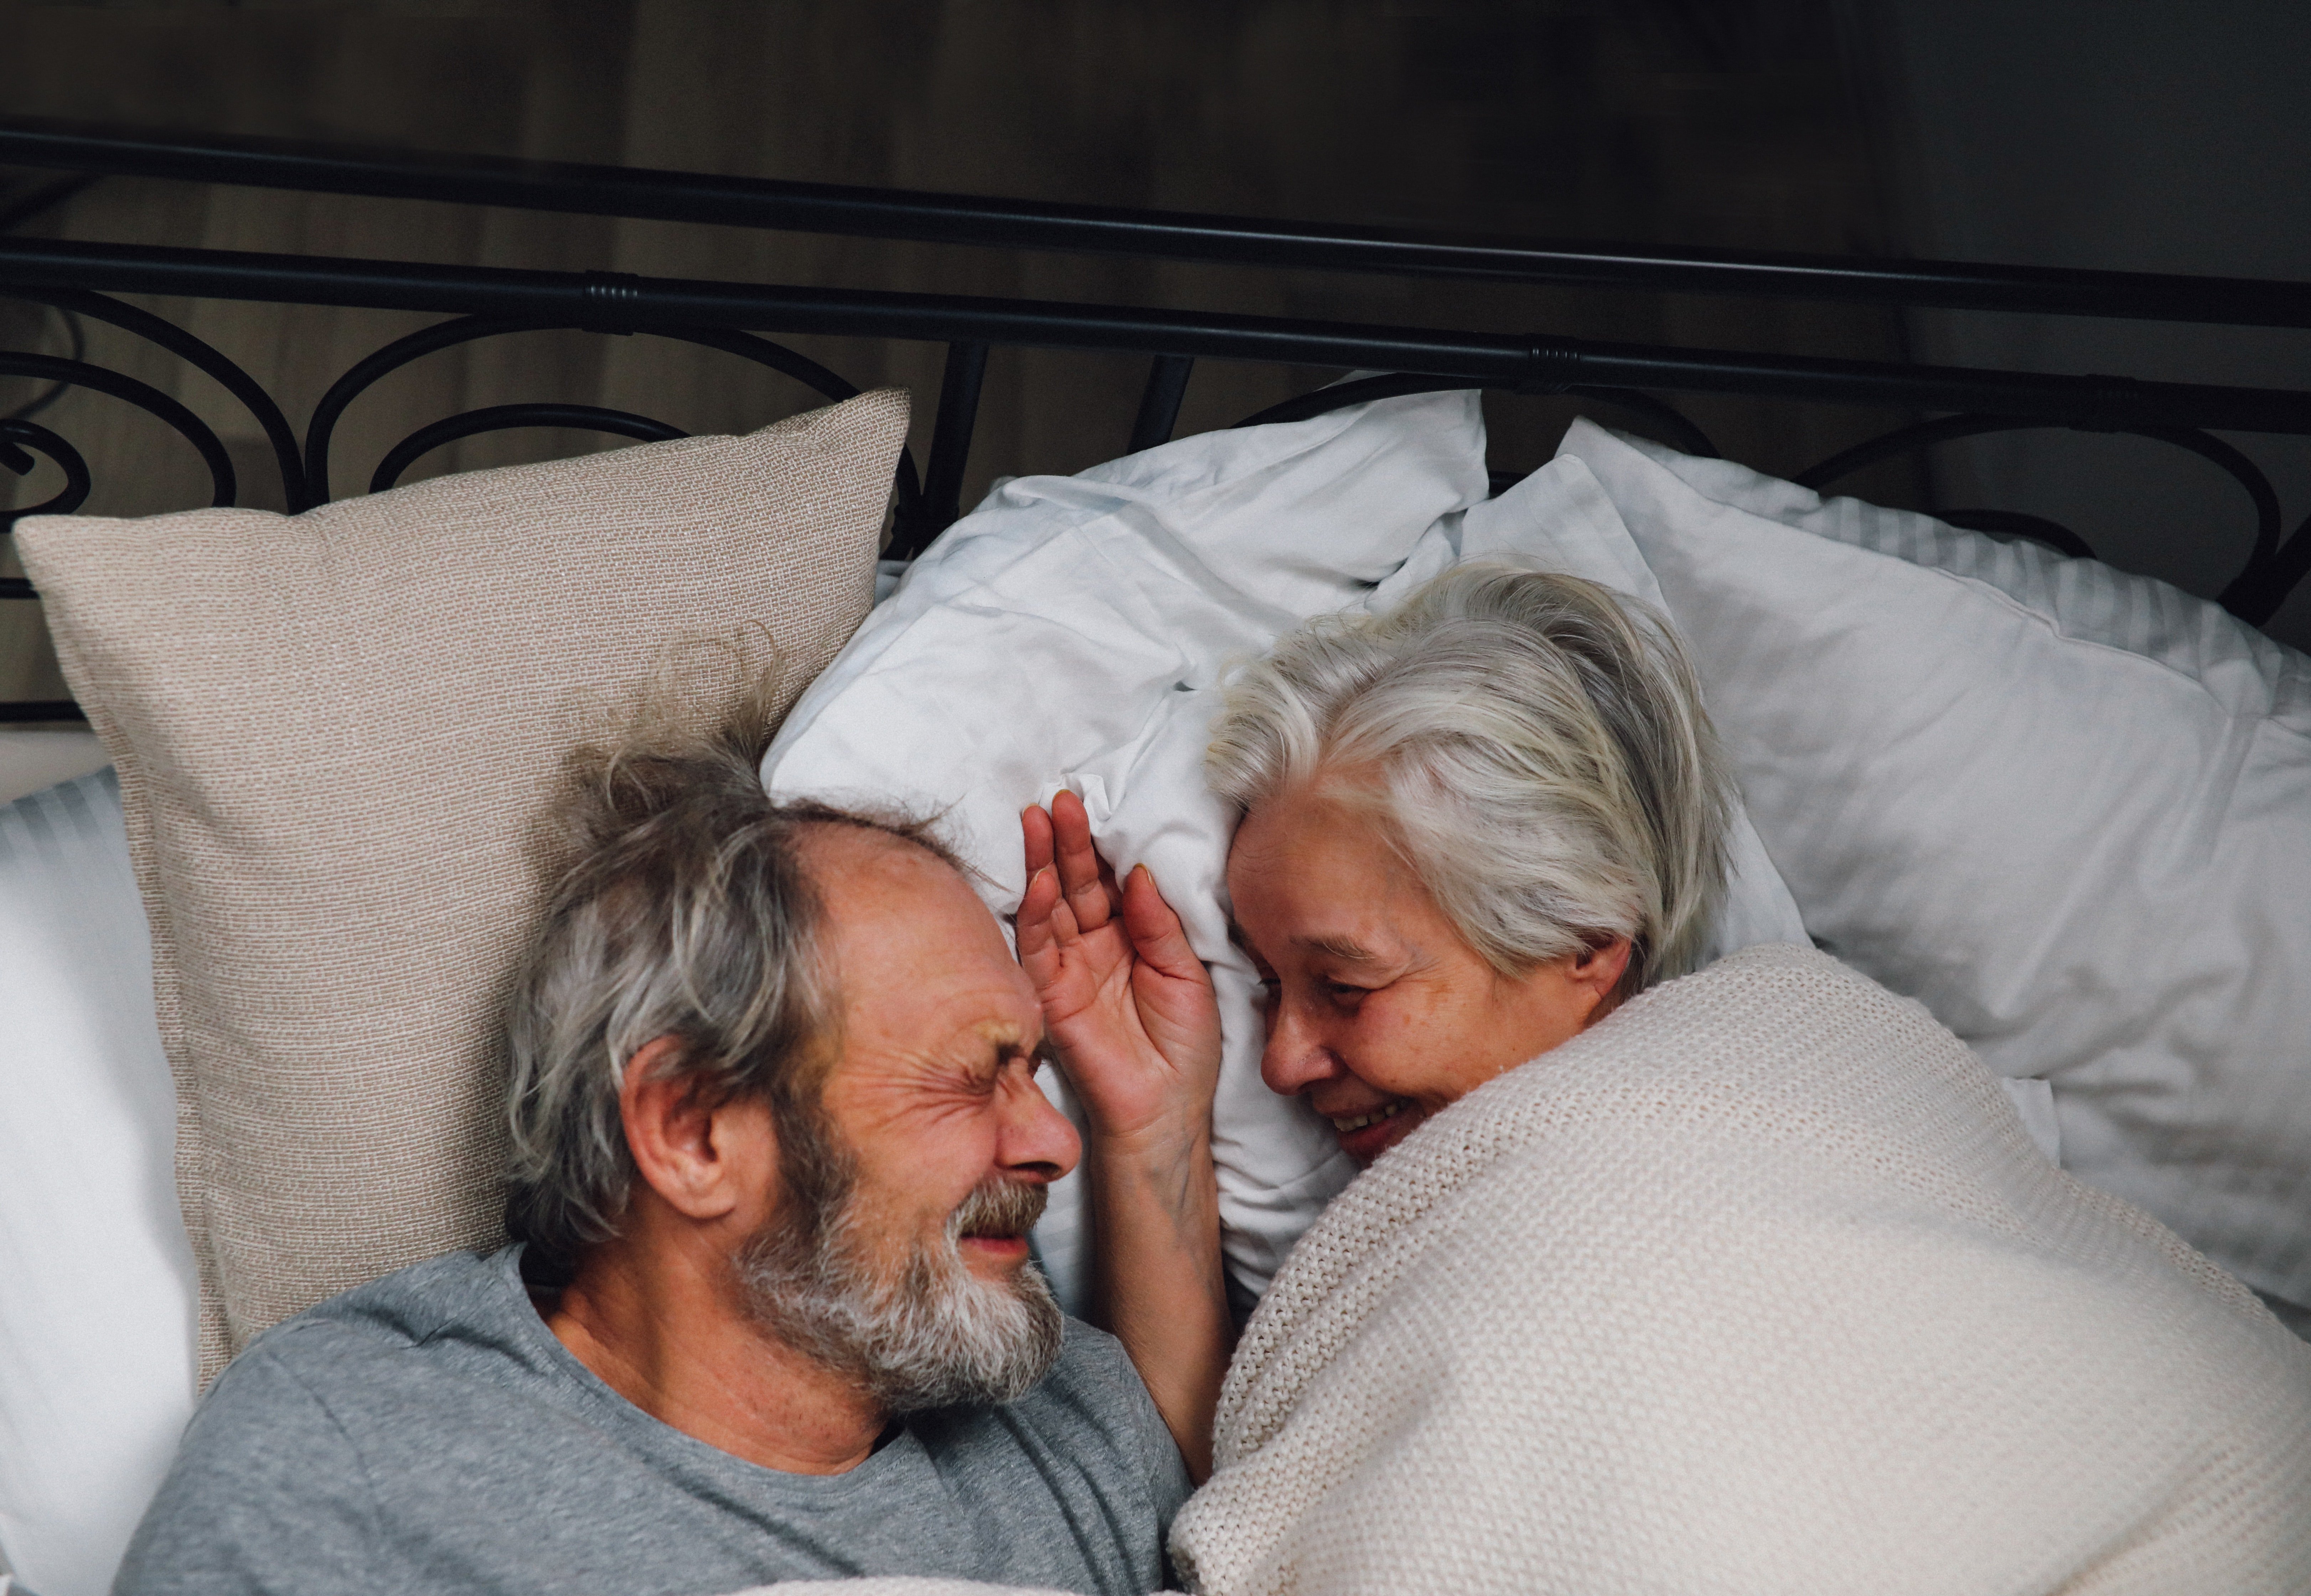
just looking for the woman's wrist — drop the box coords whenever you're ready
[1085,1107,1215,1165]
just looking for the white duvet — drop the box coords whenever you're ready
[760,944,2311,1596]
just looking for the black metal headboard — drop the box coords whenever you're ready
[5,119,2310,725]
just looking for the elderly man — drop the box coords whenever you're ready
[114,722,1230,1596]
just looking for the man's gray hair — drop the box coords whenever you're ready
[504,719,956,1280]
[1205,558,1733,996]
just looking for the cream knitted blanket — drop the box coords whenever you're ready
[751,944,2311,1596]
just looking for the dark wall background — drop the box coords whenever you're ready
[1845,0,2311,646]
[1,0,2303,701]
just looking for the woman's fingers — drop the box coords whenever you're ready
[1051,788,1120,932]
[1120,863,1224,1091]
[1121,864,1207,990]
[1015,864,1080,982]
[1022,802,1055,881]
[1020,794,1215,1096]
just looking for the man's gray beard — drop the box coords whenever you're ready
[734,1141,1065,1414]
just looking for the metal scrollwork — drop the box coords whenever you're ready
[0,253,2307,726]
[1795,414,2289,616]
[297,315,924,534]
[370,403,688,494]
[2,304,84,426]
[0,418,92,532]
[0,299,947,722]
[21,287,306,510]
[0,348,236,508]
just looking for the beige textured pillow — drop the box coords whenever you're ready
[16,390,908,1384]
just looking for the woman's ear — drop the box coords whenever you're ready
[1570,937,1634,1021]
[620,1036,772,1223]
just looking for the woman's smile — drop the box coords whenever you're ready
[1227,782,1626,1165]
[1324,1096,1422,1161]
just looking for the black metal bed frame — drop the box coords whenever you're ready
[5,118,2311,726]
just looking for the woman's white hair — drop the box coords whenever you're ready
[1205,558,1733,996]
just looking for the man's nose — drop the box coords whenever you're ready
[1260,1000,1343,1097]
[996,1068,1082,1182]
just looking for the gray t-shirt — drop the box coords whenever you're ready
[115,1248,1190,1596]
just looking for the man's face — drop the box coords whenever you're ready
[739,826,1082,1410]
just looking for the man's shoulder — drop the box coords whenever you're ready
[205,1248,527,1416]
[115,1249,565,1592]
[288,1244,508,1327]
[1043,1315,1140,1395]
[922,1316,1187,1509]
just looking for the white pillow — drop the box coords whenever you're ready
[0,770,196,1596]
[765,393,1807,1311]
[1557,418,2311,1310]
[0,727,108,806]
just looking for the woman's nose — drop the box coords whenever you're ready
[1260,1002,1343,1097]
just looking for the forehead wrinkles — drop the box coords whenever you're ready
[1300,933,1383,963]
[849,976,1039,1074]
[1229,835,1412,964]
[849,912,1040,1034]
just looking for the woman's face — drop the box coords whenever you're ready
[1226,783,1628,1166]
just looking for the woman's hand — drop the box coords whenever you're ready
[1017,789,1222,1145]
[1017,789,1231,1481]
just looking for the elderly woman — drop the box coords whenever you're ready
[1024,557,1720,1138]
[1205,557,1728,1165]
[1015,558,1731,1455]
[1018,557,2311,1590]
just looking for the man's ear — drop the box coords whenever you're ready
[619,1036,775,1223]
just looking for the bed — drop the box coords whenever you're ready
[4,120,2310,1596]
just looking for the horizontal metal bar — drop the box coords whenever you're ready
[0,700,85,722]
[3,236,2306,436]
[4,118,2309,330]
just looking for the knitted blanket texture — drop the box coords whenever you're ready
[751,944,2311,1596]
